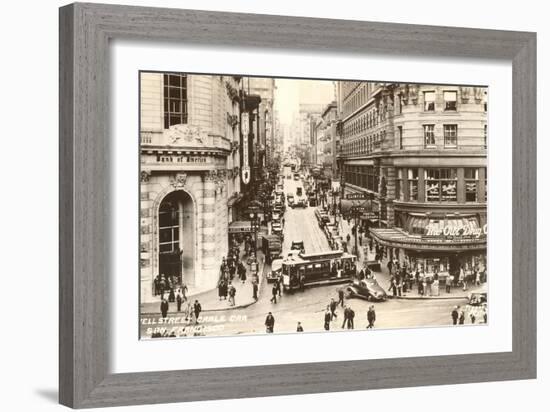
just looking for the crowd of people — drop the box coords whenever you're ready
[159,296,202,324]
[322,291,377,331]
[383,256,487,298]
[217,235,262,306]
[451,304,488,325]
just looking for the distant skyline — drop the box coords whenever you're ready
[274,78,335,126]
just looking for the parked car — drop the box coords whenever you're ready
[464,292,488,324]
[314,208,330,226]
[262,235,282,264]
[342,278,387,302]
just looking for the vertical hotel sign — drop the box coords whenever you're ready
[241,112,251,185]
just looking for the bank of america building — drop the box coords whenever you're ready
[139,73,243,302]
[337,82,487,279]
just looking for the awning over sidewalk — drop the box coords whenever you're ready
[228,221,254,234]
[227,192,243,207]
[340,199,378,215]
[369,227,487,252]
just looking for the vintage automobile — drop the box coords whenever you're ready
[464,292,488,324]
[271,221,283,237]
[342,277,387,302]
[324,224,339,240]
[364,259,381,272]
[287,194,295,207]
[266,258,283,282]
[315,208,330,227]
[294,197,308,208]
[290,240,305,252]
[330,235,344,251]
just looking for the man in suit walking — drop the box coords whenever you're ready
[451,306,459,325]
[324,307,331,331]
[347,306,355,329]
[367,305,376,329]
[337,288,345,307]
[265,312,275,333]
[341,305,350,329]
[193,300,202,324]
[160,298,169,319]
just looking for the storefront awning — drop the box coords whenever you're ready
[340,199,378,215]
[369,227,487,252]
[228,221,254,234]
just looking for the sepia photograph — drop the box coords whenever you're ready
[139,72,488,339]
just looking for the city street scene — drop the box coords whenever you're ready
[139,72,488,339]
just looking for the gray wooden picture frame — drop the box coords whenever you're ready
[59,2,537,409]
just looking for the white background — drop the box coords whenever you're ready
[0,0,547,411]
[112,42,512,373]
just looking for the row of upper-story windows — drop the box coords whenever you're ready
[421,124,487,149]
[341,131,386,156]
[343,108,380,139]
[342,83,377,117]
[395,167,487,203]
[341,122,487,156]
[394,89,488,115]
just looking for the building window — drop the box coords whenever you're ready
[464,168,478,202]
[424,124,436,147]
[484,167,487,202]
[425,169,440,202]
[397,169,404,201]
[425,168,457,202]
[484,124,487,148]
[408,168,418,201]
[483,90,488,112]
[444,124,457,147]
[398,126,403,149]
[158,201,180,253]
[163,74,188,129]
[424,91,435,111]
[444,91,457,111]
[395,94,402,115]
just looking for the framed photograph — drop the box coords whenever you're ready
[59,3,536,408]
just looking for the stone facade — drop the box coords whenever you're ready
[337,81,488,276]
[338,82,487,229]
[139,73,242,302]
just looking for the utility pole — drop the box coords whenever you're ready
[249,210,259,255]
[354,208,358,257]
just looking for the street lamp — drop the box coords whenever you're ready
[249,211,259,255]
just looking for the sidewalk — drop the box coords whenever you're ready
[336,216,485,300]
[141,241,270,315]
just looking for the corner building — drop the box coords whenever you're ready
[337,82,487,279]
[139,73,242,302]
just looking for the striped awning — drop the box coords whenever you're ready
[369,227,486,252]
